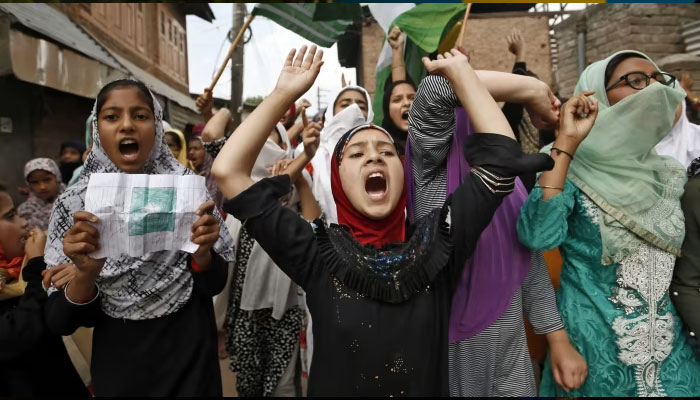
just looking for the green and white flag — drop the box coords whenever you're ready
[369,3,467,125]
[84,173,208,258]
[252,3,361,48]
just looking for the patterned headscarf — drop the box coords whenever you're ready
[44,80,235,320]
[18,158,65,231]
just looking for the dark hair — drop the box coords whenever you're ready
[164,131,181,149]
[95,79,154,115]
[0,183,6,193]
[604,53,649,88]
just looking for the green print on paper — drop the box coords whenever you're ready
[128,187,176,236]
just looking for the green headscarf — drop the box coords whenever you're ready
[543,50,687,265]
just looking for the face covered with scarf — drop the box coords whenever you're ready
[331,124,406,248]
[544,50,687,264]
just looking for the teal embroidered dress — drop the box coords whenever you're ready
[517,180,700,397]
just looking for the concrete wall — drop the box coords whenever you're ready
[554,3,700,98]
[0,77,92,204]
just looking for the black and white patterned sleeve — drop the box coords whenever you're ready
[407,75,460,180]
[522,251,564,335]
[203,137,227,158]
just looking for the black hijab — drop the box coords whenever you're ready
[381,80,417,157]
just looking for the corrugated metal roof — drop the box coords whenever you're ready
[0,3,124,71]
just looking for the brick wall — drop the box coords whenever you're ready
[554,3,700,98]
[360,13,552,98]
[461,15,552,87]
[360,20,386,98]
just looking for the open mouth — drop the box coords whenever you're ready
[365,172,387,201]
[401,111,409,121]
[119,139,140,162]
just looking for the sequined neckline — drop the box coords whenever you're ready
[314,207,453,304]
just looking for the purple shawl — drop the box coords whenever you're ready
[405,108,531,343]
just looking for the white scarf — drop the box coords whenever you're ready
[297,86,374,224]
[655,101,700,168]
[44,82,235,320]
[240,124,307,319]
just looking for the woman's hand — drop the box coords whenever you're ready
[556,91,598,145]
[549,333,588,393]
[525,82,561,129]
[42,263,78,290]
[422,49,470,82]
[388,26,405,50]
[301,111,321,159]
[507,27,525,61]
[274,45,325,101]
[269,159,294,177]
[24,228,47,260]
[63,212,105,277]
[196,88,214,116]
[191,200,219,269]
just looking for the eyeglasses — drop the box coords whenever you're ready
[605,71,677,91]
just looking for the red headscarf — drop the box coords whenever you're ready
[330,124,407,249]
[0,244,23,280]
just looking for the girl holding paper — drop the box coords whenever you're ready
[43,79,235,396]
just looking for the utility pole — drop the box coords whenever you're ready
[230,3,246,129]
[317,86,321,116]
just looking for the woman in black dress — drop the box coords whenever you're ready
[212,45,553,396]
[42,80,235,396]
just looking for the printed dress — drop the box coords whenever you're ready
[517,180,700,397]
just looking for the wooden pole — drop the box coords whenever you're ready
[456,3,472,48]
[208,13,255,92]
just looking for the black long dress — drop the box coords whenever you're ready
[223,133,547,396]
[0,257,89,397]
[44,254,227,396]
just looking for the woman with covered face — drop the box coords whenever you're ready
[517,50,700,396]
[42,79,235,396]
[212,45,553,396]
[18,158,65,231]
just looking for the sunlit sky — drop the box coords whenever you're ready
[186,3,590,113]
[187,3,357,114]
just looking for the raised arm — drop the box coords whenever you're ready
[212,45,324,199]
[202,108,232,143]
[423,49,514,139]
[388,26,407,82]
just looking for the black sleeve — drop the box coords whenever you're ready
[222,175,321,292]
[45,281,102,337]
[502,61,529,137]
[448,133,553,270]
[0,257,48,361]
[190,251,228,297]
[671,176,700,348]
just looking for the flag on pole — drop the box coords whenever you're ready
[252,3,361,48]
[370,3,467,125]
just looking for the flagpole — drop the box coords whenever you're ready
[208,13,256,92]
[456,3,472,48]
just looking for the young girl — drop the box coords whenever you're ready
[201,107,319,396]
[42,79,235,396]
[517,50,700,396]
[211,45,554,396]
[0,184,88,397]
[18,158,65,231]
[164,127,191,168]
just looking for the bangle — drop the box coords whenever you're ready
[540,185,564,191]
[64,280,100,306]
[551,147,574,160]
